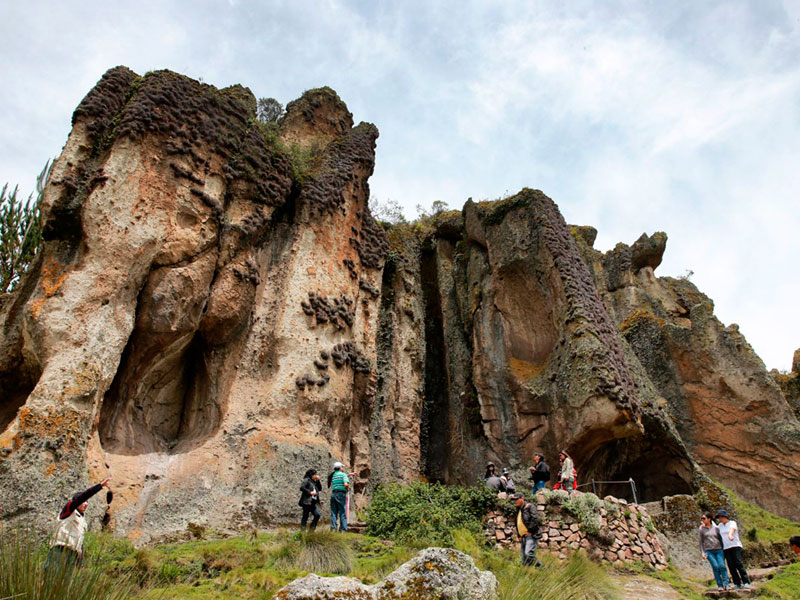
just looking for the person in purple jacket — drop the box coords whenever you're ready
[45,477,111,572]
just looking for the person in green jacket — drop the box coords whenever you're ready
[329,462,349,532]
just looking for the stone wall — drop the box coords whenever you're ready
[485,491,667,570]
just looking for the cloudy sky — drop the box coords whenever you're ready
[1,1,798,370]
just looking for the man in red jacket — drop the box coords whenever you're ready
[45,477,111,573]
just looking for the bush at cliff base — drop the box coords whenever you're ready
[366,482,498,545]
[0,527,137,600]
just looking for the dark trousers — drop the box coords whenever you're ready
[723,546,749,586]
[301,503,321,530]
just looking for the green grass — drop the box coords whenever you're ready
[756,564,800,598]
[725,488,800,545]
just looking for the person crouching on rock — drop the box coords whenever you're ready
[501,468,516,494]
[484,462,506,493]
[45,477,111,573]
[329,462,350,532]
[299,469,322,531]
[512,492,542,567]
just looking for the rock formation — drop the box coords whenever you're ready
[1,67,799,539]
[275,547,497,600]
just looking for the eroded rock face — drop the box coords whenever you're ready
[275,547,497,600]
[0,67,798,538]
[0,68,391,538]
[573,231,800,521]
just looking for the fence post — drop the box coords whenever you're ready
[629,477,638,505]
[592,479,597,496]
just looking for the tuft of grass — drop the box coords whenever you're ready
[0,527,139,600]
[296,530,354,574]
[495,552,620,600]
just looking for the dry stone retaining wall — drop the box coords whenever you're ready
[485,492,667,570]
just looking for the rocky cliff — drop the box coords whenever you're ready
[1,67,798,539]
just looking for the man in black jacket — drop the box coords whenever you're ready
[529,454,550,493]
[512,492,542,567]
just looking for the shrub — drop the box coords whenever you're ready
[0,161,49,293]
[366,482,497,545]
[562,494,602,536]
[543,489,570,506]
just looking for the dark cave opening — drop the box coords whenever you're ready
[576,418,693,504]
[0,373,36,433]
[419,246,450,483]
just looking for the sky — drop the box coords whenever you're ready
[1,0,798,370]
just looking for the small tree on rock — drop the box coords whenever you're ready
[256,97,283,123]
[0,161,50,293]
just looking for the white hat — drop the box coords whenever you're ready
[333,461,345,469]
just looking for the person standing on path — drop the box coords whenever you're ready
[299,469,322,530]
[699,512,730,590]
[558,451,574,492]
[45,477,112,573]
[529,454,550,493]
[716,510,751,590]
[329,462,350,532]
[512,492,542,567]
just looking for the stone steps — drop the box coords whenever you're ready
[702,564,784,597]
[347,521,367,534]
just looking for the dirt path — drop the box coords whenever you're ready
[612,575,688,600]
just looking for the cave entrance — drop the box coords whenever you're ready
[575,418,693,504]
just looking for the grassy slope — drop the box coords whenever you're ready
[76,528,624,600]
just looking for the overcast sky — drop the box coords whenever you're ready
[1,1,798,370]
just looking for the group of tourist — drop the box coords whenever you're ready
[298,462,352,532]
[698,510,751,591]
[41,471,800,581]
[485,450,577,495]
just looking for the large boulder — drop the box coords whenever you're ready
[275,547,498,600]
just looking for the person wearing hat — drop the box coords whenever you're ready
[716,509,750,590]
[484,462,506,493]
[512,492,542,567]
[298,468,322,530]
[500,468,516,494]
[329,462,349,532]
[558,451,575,491]
[45,477,112,573]
[529,454,550,493]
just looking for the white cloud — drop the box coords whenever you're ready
[0,0,798,369]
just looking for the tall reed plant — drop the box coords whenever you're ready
[0,527,137,600]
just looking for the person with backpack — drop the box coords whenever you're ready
[484,461,506,493]
[512,493,542,567]
[298,468,322,530]
[529,454,550,493]
[45,477,112,573]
